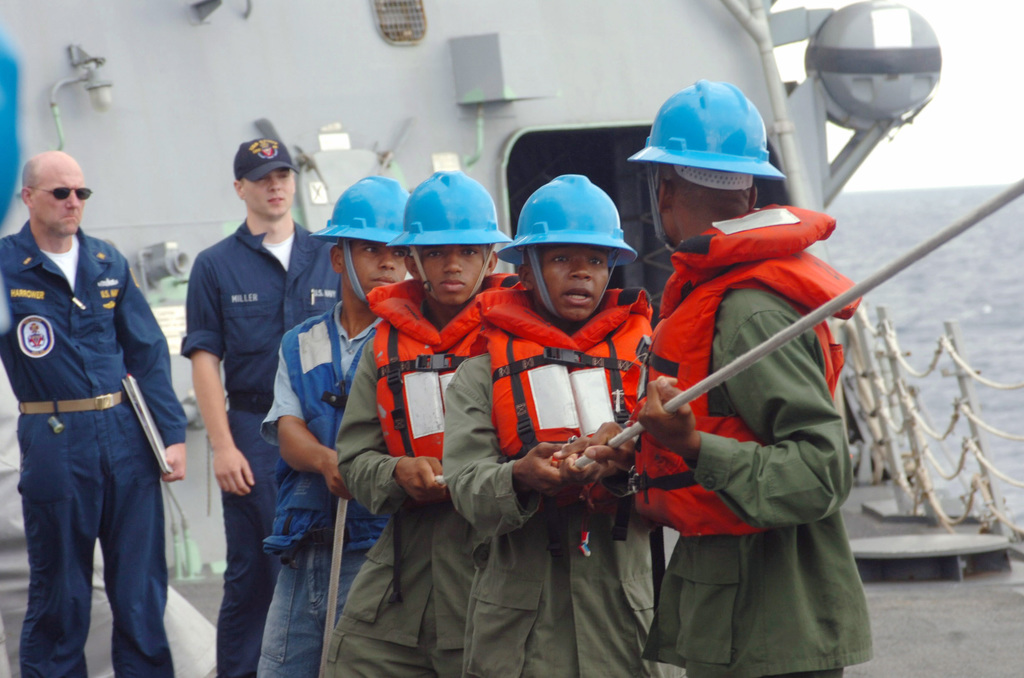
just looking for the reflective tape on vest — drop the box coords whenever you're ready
[403,370,445,439]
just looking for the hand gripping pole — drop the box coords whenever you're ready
[576,178,1024,468]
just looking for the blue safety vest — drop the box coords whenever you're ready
[263,306,387,555]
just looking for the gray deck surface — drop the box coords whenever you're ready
[173,483,1024,677]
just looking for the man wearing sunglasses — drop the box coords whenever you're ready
[0,150,188,676]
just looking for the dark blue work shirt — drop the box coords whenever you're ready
[0,222,187,444]
[181,221,337,402]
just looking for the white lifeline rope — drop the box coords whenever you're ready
[940,335,1024,390]
[880,322,945,379]
[319,499,349,678]
[959,403,1024,443]
[576,177,1024,468]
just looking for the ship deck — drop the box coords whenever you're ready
[173,482,1024,677]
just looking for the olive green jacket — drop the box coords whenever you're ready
[644,288,873,677]
[444,355,680,678]
[333,354,477,652]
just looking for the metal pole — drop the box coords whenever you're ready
[578,178,1024,464]
[720,0,816,209]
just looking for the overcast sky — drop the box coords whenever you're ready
[774,0,1020,192]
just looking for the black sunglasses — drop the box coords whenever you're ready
[36,187,93,201]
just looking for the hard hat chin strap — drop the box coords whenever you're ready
[469,244,495,297]
[526,247,559,317]
[409,246,431,293]
[342,239,368,304]
[644,164,674,250]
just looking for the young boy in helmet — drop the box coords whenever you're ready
[256,177,408,676]
[325,171,513,678]
[442,175,677,677]
[585,80,872,677]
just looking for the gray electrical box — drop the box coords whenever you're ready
[449,32,556,105]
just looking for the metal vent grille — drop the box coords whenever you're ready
[372,0,427,45]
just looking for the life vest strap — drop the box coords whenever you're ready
[543,497,564,558]
[376,353,465,379]
[505,338,541,457]
[388,510,404,604]
[385,329,416,456]
[605,337,630,425]
[611,496,632,541]
[648,350,679,378]
[492,346,633,382]
[651,526,666,605]
[628,468,698,495]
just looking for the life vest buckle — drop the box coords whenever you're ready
[415,353,455,371]
[626,466,645,496]
[542,346,582,366]
[384,364,403,388]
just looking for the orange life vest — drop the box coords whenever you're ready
[369,274,516,463]
[634,206,860,536]
[479,287,652,508]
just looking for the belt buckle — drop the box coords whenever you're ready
[94,393,114,410]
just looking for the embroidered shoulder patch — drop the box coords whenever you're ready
[17,315,55,358]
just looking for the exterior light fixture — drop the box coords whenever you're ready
[49,44,112,150]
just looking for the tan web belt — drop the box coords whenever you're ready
[18,392,123,415]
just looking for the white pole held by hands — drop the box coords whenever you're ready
[576,178,1024,467]
[318,498,348,677]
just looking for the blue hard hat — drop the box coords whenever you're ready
[629,80,785,180]
[500,175,636,267]
[312,176,409,244]
[389,171,512,248]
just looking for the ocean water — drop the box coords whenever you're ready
[824,184,1024,523]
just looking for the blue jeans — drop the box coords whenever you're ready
[257,544,369,677]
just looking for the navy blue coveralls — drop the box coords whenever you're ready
[0,223,187,678]
[182,221,336,678]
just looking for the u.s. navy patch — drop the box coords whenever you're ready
[17,315,54,358]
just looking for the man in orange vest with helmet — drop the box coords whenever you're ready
[443,174,682,677]
[583,80,872,678]
[325,171,512,678]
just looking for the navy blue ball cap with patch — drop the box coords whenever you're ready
[234,138,298,181]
